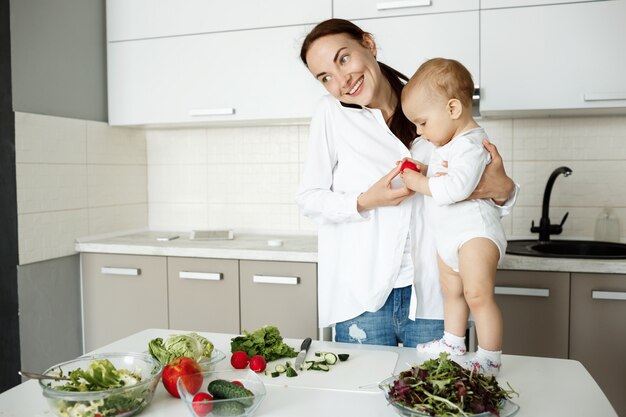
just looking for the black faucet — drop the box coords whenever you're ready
[531,166,573,242]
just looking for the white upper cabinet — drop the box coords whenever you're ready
[353,10,479,86]
[107,25,326,126]
[107,0,332,41]
[333,0,478,20]
[480,0,604,9]
[480,0,626,117]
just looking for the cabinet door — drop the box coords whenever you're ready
[353,11,479,85]
[570,273,626,417]
[82,253,168,352]
[494,270,570,358]
[107,0,332,42]
[481,1,626,116]
[167,257,240,334]
[239,260,317,339]
[108,25,325,126]
[334,0,477,20]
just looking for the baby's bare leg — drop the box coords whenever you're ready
[437,255,469,338]
[458,238,502,351]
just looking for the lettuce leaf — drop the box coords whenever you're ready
[230,325,298,362]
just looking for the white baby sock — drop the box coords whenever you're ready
[464,346,502,376]
[416,331,467,356]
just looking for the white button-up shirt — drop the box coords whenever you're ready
[296,95,516,328]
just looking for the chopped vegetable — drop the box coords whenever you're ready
[230,325,297,362]
[148,332,214,365]
[338,353,350,362]
[384,353,517,416]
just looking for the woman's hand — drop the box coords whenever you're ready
[469,140,515,204]
[357,164,414,211]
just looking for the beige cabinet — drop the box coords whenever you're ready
[239,260,317,340]
[570,273,626,417]
[82,253,168,352]
[495,270,570,358]
[167,257,240,334]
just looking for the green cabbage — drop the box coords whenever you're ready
[148,332,214,365]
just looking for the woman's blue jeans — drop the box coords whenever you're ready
[334,286,444,347]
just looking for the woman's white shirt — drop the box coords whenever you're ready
[296,95,517,328]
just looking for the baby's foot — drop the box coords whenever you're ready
[416,335,467,356]
[464,349,502,376]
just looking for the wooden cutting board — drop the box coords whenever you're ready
[263,348,399,393]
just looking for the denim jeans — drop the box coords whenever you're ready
[334,286,444,347]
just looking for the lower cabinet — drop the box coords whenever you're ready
[495,270,570,358]
[570,273,626,417]
[239,260,317,340]
[82,253,168,352]
[81,253,318,352]
[167,257,240,334]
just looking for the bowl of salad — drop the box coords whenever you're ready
[39,352,163,417]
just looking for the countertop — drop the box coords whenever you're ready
[75,231,626,274]
[0,328,617,417]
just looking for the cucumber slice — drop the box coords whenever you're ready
[338,353,350,362]
[323,352,338,365]
[275,364,286,373]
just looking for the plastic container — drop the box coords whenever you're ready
[594,207,621,242]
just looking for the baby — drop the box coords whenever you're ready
[400,58,507,375]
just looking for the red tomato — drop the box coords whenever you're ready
[192,392,214,416]
[161,357,202,398]
[400,160,419,172]
[249,355,267,373]
[231,380,244,387]
[230,351,249,369]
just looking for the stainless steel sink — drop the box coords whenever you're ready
[506,239,626,259]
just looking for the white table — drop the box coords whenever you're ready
[0,328,617,417]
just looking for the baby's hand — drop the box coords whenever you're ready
[400,167,427,193]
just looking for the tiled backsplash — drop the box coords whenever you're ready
[15,112,148,265]
[15,112,626,264]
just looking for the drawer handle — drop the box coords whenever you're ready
[101,267,141,276]
[494,286,549,297]
[376,0,431,11]
[583,92,626,102]
[253,275,299,285]
[189,108,235,117]
[592,290,626,301]
[179,271,223,281]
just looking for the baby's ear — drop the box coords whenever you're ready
[447,99,463,120]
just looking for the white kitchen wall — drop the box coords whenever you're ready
[146,115,626,242]
[15,112,148,265]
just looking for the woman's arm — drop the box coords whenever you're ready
[468,140,515,205]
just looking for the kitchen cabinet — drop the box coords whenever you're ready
[352,10,479,87]
[333,0,478,20]
[494,270,570,358]
[570,273,626,417]
[239,260,317,340]
[480,0,607,8]
[82,253,319,350]
[82,253,168,352]
[107,24,325,126]
[480,0,626,117]
[167,257,239,334]
[107,0,332,42]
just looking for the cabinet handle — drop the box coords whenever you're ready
[494,286,549,297]
[189,108,235,117]
[179,271,223,281]
[101,267,141,276]
[583,92,626,102]
[252,275,299,285]
[376,0,431,11]
[592,290,626,301]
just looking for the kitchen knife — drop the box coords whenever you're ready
[294,337,312,370]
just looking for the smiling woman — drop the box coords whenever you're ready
[295,18,518,348]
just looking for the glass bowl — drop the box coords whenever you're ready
[379,375,520,417]
[39,352,163,417]
[197,349,226,371]
[177,369,266,417]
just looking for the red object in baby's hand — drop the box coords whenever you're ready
[400,160,419,172]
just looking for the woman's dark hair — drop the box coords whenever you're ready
[300,19,417,149]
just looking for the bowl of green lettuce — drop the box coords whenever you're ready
[39,352,163,417]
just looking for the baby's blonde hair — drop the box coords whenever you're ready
[405,58,474,109]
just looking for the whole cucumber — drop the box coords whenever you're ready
[207,379,254,407]
[212,400,246,416]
